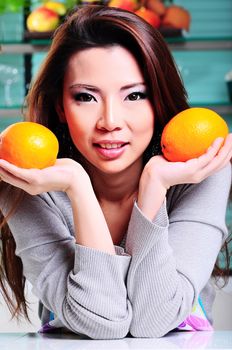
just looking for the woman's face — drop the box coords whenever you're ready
[61,45,154,175]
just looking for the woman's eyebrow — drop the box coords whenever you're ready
[120,82,146,91]
[69,84,99,92]
[69,82,146,92]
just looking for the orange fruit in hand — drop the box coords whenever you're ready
[161,108,229,162]
[0,122,59,169]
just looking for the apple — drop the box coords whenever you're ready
[27,6,60,32]
[145,0,166,16]
[162,5,191,31]
[44,1,67,16]
[108,0,138,12]
[135,7,161,28]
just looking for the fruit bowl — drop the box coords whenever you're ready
[24,25,183,41]
[158,25,183,38]
[25,1,67,38]
[24,30,55,40]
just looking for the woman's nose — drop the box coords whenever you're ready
[96,98,123,131]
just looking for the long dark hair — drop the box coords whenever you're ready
[0,5,230,320]
[26,5,189,129]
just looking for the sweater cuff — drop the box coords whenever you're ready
[125,199,169,257]
[73,244,131,277]
[70,244,131,320]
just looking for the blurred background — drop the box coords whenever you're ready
[0,0,232,332]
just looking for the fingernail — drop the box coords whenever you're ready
[215,137,224,145]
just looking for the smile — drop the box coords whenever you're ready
[93,142,129,160]
[97,143,127,149]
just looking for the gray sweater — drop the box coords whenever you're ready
[1,164,231,339]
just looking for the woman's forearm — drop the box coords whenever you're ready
[67,179,116,255]
[137,175,167,221]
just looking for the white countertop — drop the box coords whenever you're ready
[0,331,232,349]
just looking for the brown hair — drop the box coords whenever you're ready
[0,5,230,320]
[0,186,29,320]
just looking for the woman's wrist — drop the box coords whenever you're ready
[137,178,167,221]
[65,165,92,201]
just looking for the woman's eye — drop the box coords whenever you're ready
[126,92,147,101]
[73,93,96,102]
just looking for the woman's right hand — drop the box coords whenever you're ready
[0,158,91,196]
[0,157,117,254]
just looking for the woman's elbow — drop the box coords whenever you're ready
[62,306,132,340]
[70,323,131,340]
[129,322,172,338]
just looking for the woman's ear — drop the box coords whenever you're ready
[56,101,66,123]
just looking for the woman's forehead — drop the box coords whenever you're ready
[65,46,145,85]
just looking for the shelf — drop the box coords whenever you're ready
[1,35,232,53]
[0,107,22,117]
[168,40,232,51]
[2,41,232,54]
[0,43,50,54]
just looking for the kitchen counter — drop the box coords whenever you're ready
[0,331,232,349]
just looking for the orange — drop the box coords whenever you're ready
[0,122,59,169]
[161,108,229,162]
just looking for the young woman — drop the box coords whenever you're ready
[0,5,231,339]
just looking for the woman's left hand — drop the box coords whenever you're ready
[146,134,232,189]
[137,134,232,220]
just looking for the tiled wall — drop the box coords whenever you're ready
[0,54,25,108]
[0,11,23,42]
[173,50,232,105]
[175,0,232,38]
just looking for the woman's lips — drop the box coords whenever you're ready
[93,143,128,159]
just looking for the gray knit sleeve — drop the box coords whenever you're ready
[1,193,132,339]
[126,164,231,338]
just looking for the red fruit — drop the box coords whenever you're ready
[108,0,138,12]
[27,6,59,32]
[162,5,191,31]
[135,7,161,28]
[146,0,166,17]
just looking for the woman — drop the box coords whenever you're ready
[0,5,231,339]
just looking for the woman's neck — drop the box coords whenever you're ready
[84,159,143,204]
